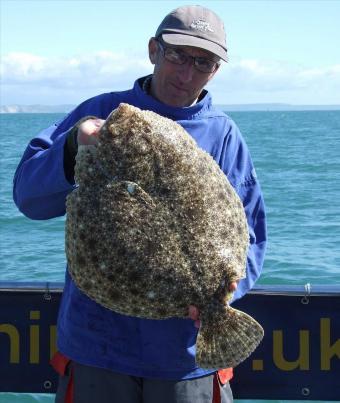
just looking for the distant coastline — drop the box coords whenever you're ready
[1,103,340,113]
[219,103,340,112]
[0,104,75,114]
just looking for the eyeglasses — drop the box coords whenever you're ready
[157,41,220,74]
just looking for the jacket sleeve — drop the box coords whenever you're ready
[13,123,74,220]
[13,92,118,220]
[219,119,267,302]
[13,101,100,220]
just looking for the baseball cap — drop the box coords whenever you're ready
[155,5,227,61]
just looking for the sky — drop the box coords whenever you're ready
[1,0,340,106]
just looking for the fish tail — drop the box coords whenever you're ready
[196,302,264,369]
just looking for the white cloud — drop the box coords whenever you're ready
[208,58,340,104]
[1,52,339,105]
[1,51,151,87]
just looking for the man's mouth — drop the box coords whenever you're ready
[170,82,188,93]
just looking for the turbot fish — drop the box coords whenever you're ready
[66,103,264,369]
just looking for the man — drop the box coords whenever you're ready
[13,5,266,403]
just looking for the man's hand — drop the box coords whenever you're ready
[77,118,105,146]
[188,281,238,328]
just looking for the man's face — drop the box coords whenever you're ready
[148,38,220,108]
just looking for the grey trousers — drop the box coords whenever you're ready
[55,361,233,403]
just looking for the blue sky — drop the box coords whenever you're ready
[1,0,340,105]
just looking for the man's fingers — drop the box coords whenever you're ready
[188,305,201,329]
[92,118,105,133]
[194,319,201,329]
[188,305,199,321]
[80,118,104,136]
[77,118,105,146]
[228,281,238,292]
[188,282,239,327]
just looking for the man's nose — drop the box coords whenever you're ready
[177,59,195,82]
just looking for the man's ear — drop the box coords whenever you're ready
[148,38,158,65]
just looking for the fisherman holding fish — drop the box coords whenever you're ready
[13,5,267,403]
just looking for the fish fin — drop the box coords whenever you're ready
[196,303,264,369]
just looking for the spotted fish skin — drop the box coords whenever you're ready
[66,103,264,368]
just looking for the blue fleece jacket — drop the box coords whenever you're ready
[13,76,266,380]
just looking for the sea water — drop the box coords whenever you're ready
[1,110,339,402]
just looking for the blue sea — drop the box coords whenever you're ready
[1,110,339,403]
